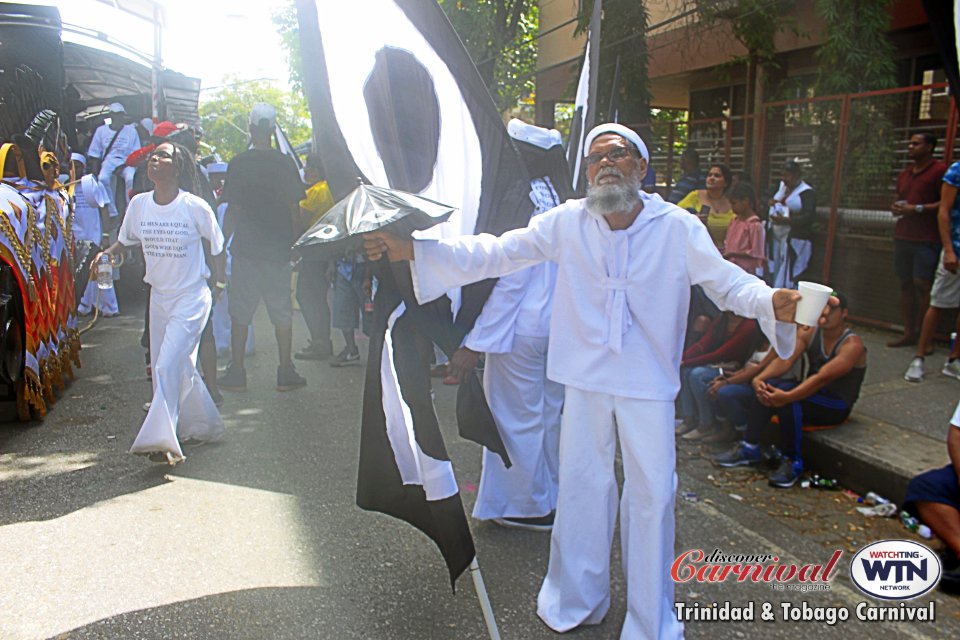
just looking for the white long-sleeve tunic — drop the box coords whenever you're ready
[412,195,795,401]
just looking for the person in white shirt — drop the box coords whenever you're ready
[464,120,566,531]
[364,123,815,640]
[86,103,140,218]
[96,141,227,465]
[74,170,119,317]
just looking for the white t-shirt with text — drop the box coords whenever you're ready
[119,190,224,292]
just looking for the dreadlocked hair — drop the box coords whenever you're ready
[167,141,200,195]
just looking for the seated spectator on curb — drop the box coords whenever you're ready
[677,312,760,442]
[707,340,775,439]
[905,159,960,382]
[723,182,766,277]
[713,291,867,488]
[903,400,960,594]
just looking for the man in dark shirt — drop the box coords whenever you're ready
[668,148,705,204]
[888,132,947,347]
[218,103,308,392]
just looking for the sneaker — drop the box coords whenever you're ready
[277,364,307,391]
[941,567,960,595]
[682,425,714,441]
[492,512,555,532]
[295,340,333,361]
[330,347,360,367]
[937,549,960,572]
[768,457,804,488]
[217,364,247,392]
[904,357,925,382]
[713,441,762,467]
[702,424,737,444]
[942,359,960,380]
[675,419,697,436]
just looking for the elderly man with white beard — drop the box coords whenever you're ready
[364,123,806,639]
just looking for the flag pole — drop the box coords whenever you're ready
[469,558,501,640]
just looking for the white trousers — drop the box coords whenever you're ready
[97,158,124,217]
[537,388,683,640]
[78,280,119,315]
[130,285,224,458]
[472,335,563,520]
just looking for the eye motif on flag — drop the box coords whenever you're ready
[297,0,532,589]
[303,0,485,239]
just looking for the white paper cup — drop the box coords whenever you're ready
[795,281,833,326]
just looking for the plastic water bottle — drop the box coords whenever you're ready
[96,254,113,290]
[899,510,931,537]
[864,491,890,505]
[856,502,897,518]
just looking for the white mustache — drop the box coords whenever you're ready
[595,166,624,180]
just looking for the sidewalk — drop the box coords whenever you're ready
[803,325,959,505]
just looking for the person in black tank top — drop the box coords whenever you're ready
[714,291,867,488]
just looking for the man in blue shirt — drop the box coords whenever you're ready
[668,148,705,204]
[904,160,960,382]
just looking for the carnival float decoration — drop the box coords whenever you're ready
[0,110,80,419]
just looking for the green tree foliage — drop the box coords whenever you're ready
[272,1,304,94]
[814,0,896,95]
[199,78,311,161]
[271,0,537,113]
[810,0,897,208]
[438,0,539,113]
[576,0,652,125]
[699,0,795,68]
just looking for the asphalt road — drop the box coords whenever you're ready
[1,293,958,640]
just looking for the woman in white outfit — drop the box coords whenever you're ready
[766,160,816,289]
[95,141,226,465]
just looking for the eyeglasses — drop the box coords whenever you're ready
[584,147,634,167]
[150,150,174,160]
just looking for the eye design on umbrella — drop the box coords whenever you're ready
[313,225,340,239]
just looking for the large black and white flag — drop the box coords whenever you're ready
[566,0,602,194]
[295,0,532,587]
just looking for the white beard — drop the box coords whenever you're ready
[585,167,642,217]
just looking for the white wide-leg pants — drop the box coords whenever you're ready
[130,285,224,458]
[536,388,684,640]
[472,335,563,520]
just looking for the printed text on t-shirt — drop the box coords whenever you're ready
[141,220,190,259]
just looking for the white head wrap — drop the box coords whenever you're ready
[70,152,86,165]
[507,119,563,150]
[584,123,649,162]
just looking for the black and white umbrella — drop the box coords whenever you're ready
[293,183,455,260]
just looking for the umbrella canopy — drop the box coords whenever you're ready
[293,183,456,261]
